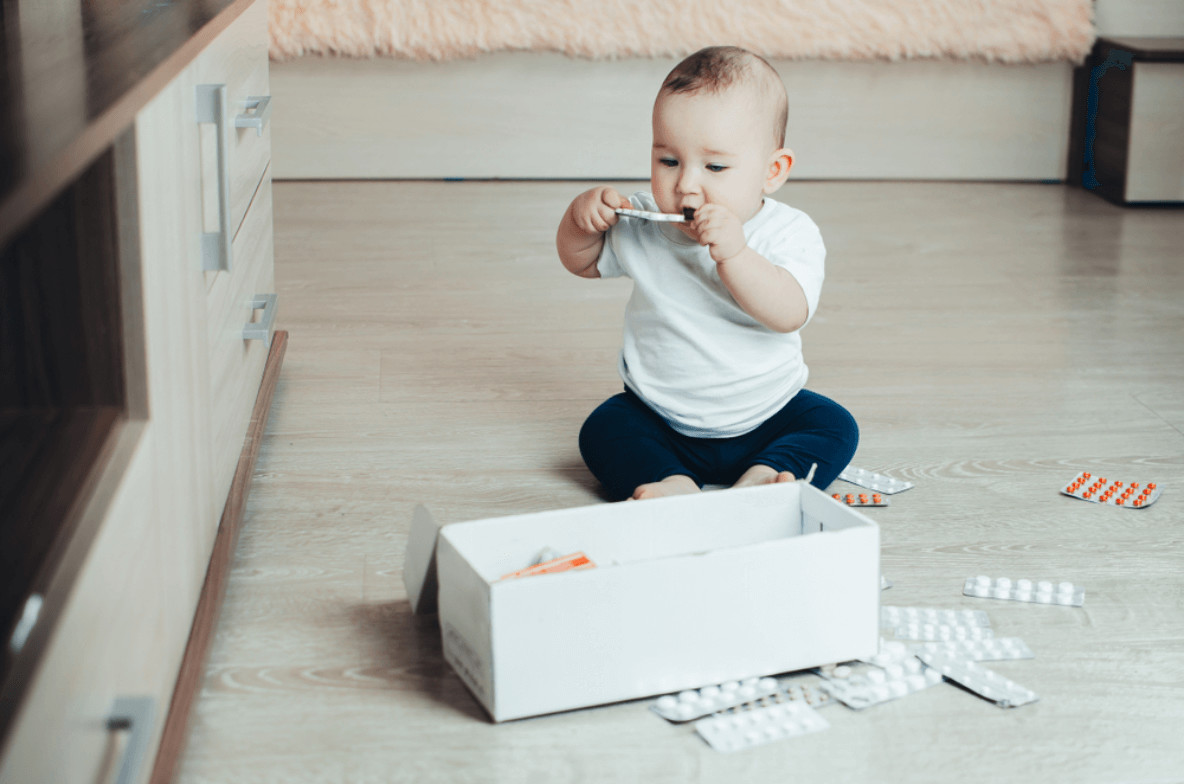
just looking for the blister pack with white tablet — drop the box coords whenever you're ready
[881,606,991,629]
[650,677,781,722]
[910,637,1034,662]
[818,658,942,709]
[893,623,994,642]
[963,575,1084,606]
[837,466,914,494]
[915,651,1039,708]
[861,639,912,668]
[718,680,834,714]
[1061,471,1161,508]
[694,700,829,752]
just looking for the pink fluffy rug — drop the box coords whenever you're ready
[269,0,1095,63]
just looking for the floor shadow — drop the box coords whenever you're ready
[551,457,612,502]
[345,599,489,722]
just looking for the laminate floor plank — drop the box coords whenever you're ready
[175,181,1184,783]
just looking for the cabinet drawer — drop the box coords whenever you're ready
[195,0,271,241]
[0,437,170,784]
[206,173,276,502]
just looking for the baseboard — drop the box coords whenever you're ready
[149,330,288,784]
[270,53,1075,181]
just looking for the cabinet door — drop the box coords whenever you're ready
[133,49,220,659]
[193,0,276,506]
[0,436,171,784]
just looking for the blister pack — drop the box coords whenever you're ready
[718,680,834,714]
[911,637,1034,662]
[651,677,781,722]
[614,207,691,223]
[832,492,888,507]
[915,651,1039,708]
[1061,471,1161,509]
[893,623,994,642]
[963,575,1084,607]
[861,639,912,668]
[818,658,942,709]
[837,466,914,495]
[694,700,829,752]
[881,606,991,629]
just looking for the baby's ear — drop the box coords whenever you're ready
[763,149,794,194]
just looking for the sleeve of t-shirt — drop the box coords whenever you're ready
[760,210,826,328]
[594,193,646,280]
[596,228,624,279]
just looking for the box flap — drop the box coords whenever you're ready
[403,504,446,614]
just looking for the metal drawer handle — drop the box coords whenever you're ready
[196,83,233,273]
[243,293,278,348]
[235,95,273,136]
[107,696,156,784]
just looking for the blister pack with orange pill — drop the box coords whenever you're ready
[1060,471,1162,509]
[832,492,889,507]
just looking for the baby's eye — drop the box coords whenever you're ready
[658,158,679,168]
[706,164,727,173]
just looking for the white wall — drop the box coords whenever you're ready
[1094,0,1184,36]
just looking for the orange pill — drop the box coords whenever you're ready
[1143,487,1153,496]
[846,494,855,504]
[1134,499,1143,507]
[1148,483,1157,490]
[1083,472,1091,479]
[1113,481,1123,488]
[833,494,841,500]
[1099,477,1107,484]
[1130,482,1139,489]
[1116,498,1125,505]
[1082,491,1092,499]
[873,494,883,503]
[859,494,869,503]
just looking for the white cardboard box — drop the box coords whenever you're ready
[412,481,880,722]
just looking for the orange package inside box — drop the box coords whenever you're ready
[500,552,595,581]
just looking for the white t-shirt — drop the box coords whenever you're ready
[597,192,825,438]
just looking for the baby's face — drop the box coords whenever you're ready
[651,87,779,239]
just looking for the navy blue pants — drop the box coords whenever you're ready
[579,387,858,501]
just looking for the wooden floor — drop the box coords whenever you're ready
[175,181,1184,783]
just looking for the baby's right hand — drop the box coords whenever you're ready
[571,186,631,235]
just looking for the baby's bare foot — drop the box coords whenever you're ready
[731,465,796,489]
[632,475,700,500]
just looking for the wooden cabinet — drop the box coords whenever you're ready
[1080,37,1184,204]
[0,1,280,782]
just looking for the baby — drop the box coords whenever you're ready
[556,45,858,501]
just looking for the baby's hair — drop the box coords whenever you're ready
[660,46,788,149]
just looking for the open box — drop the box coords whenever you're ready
[405,481,880,722]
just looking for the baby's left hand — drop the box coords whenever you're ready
[692,204,747,263]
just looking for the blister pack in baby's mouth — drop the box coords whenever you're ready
[1061,471,1161,508]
